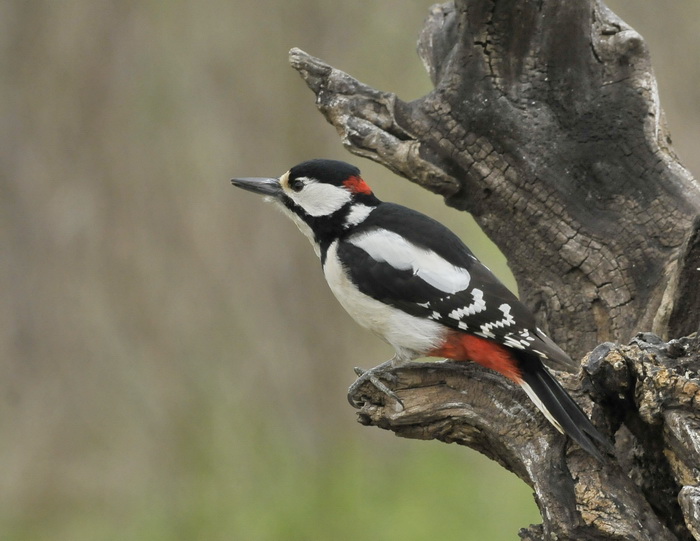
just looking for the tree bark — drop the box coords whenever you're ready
[289,0,700,538]
[350,335,700,540]
[289,0,700,360]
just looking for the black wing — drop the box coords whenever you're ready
[338,203,576,371]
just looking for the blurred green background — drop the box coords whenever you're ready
[2,2,699,540]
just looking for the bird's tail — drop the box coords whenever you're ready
[517,352,612,461]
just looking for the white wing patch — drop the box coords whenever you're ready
[448,288,486,321]
[349,229,471,294]
[478,303,515,338]
[503,329,537,351]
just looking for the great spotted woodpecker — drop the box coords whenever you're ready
[231,159,610,460]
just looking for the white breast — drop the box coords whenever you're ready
[323,240,446,360]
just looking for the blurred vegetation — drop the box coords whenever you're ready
[1,1,698,540]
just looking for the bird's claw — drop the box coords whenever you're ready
[347,364,403,409]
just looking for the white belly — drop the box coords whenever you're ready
[323,240,446,360]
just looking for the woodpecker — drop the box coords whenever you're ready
[231,159,610,460]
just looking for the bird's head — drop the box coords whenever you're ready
[231,159,380,250]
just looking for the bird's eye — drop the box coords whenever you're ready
[289,178,304,192]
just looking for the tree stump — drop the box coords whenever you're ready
[289,0,700,538]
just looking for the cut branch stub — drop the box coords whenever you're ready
[289,0,700,360]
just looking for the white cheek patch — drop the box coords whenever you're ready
[349,229,471,294]
[287,178,352,217]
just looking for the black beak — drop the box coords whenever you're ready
[230,177,282,197]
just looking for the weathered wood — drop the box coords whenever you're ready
[289,0,700,538]
[289,0,700,360]
[351,336,698,540]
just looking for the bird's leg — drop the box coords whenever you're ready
[347,355,405,409]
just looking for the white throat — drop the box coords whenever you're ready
[274,202,321,258]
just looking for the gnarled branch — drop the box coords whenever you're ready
[289,0,700,538]
[350,336,699,540]
[289,0,700,360]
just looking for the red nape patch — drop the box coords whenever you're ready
[429,332,523,383]
[343,175,373,195]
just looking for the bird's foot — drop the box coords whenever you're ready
[347,359,404,409]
